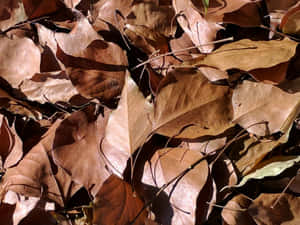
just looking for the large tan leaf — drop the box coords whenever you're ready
[142,147,209,225]
[0,115,23,170]
[19,72,79,104]
[248,193,300,225]
[52,107,110,196]
[0,120,81,206]
[189,38,298,72]
[232,81,300,136]
[93,175,147,225]
[0,36,40,88]
[153,68,233,138]
[102,74,153,175]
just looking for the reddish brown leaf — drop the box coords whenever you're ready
[93,174,147,225]
[0,115,23,170]
[22,0,65,19]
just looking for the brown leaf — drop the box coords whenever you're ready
[52,107,110,196]
[93,174,147,225]
[126,1,176,37]
[280,2,300,35]
[0,119,81,206]
[222,194,256,225]
[102,74,153,174]
[232,81,300,136]
[0,115,23,170]
[142,147,209,225]
[0,36,41,88]
[90,0,133,28]
[22,0,65,19]
[0,0,27,31]
[173,0,222,53]
[248,193,300,225]
[189,38,298,72]
[19,71,79,104]
[153,68,233,138]
[56,38,128,104]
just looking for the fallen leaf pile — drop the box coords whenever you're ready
[2,0,300,224]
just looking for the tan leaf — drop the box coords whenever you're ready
[232,81,300,136]
[102,74,153,175]
[19,71,79,104]
[248,193,300,225]
[0,36,40,88]
[0,115,23,169]
[52,107,110,196]
[189,38,298,72]
[142,147,209,225]
[280,2,300,35]
[0,119,81,206]
[153,68,233,138]
[93,174,147,225]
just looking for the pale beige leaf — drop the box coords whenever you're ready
[0,36,40,88]
[102,73,153,175]
[232,81,300,136]
[19,72,79,104]
[190,38,297,72]
[153,68,233,138]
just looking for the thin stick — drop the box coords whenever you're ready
[271,176,296,209]
[206,202,247,212]
[132,37,234,70]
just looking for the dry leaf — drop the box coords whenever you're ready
[0,119,81,206]
[222,194,256,225]
[142,147,209,225]
[127,2,176,37]
[0,36,40,88]
[280,2,300,35]
[248,193,300,225]
[52,106,110,196]
[22,0,65,19]
[19,71,79,104]
[189,38,298,72]
[102,74,153,175]
[93,174,147,225]
[232,81,300,136]
[0,115,23,170]
[153,68,233,138]
[0,0,27,31]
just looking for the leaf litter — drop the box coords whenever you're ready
[1,0,300,224]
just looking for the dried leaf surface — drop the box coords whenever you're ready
[19,72,79,104]
[232,81,300,136]
[142,147,209,225]
[153,68,233,138]
[0,120,81,206]
[190,38,298,72]
[0,36,40,88]
[52,107,110,196]
[93,174,147,225]
[103,74,153,174]
[248,193,300,225]
[0,115,23,169]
